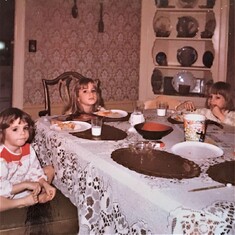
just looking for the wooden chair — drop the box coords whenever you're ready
[38,71,86,117]
[144,95,180,110]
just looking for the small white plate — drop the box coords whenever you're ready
[94,109,128,119]
[171,142,223,162]
[50,121,91,133]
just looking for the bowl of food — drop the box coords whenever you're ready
[134,122,173,140]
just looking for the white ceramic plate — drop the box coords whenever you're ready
[171,142,223,162]
[94,109,128,119]
[50,121,91,133]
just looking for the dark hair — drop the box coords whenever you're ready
[63,77,103,114]
[0,107,35,144]
[205,82,234,111]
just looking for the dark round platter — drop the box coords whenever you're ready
[111,148,201,179]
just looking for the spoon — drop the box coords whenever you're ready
[72,0,78,18]
[98,2,104,33]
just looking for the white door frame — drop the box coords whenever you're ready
[12,0,25,108]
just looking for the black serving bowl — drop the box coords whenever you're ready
[134,122,173,140]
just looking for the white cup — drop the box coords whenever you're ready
[129,112,145,126]
[184,114,206,141]
[91,117,102,136]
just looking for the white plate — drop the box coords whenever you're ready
[171,142,223,162]
[50,121,91,133]
[94,109,128,119]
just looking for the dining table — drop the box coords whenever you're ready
[33,109,235,235]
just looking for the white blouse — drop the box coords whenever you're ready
[0,144,47,199]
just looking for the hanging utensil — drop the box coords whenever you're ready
[72,0,78,18]
[98,2,104,33]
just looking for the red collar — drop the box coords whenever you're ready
[0,144,30,163]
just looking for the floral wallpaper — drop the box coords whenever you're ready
[24,0,141,106]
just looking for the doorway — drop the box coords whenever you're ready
[0,0,15,111]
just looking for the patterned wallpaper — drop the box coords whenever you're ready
[24,0,141,106]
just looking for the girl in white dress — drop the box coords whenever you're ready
[0,107,56,212]
[175,82,235,127]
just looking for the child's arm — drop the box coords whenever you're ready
[175,101,196,111]
[11,181,41,196]
[0,194,38,212]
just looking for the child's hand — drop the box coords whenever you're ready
[184,101,196,111]
[38,184,56,203]
[25,181,41,195]
[211,105,225,122]
[176,101,195,111]
[45,185,56,200]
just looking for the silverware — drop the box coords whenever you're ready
[72,0,78,18]
[189,183,232,192]
[98,2,104,33]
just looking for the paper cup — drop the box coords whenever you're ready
[183,114,206,142]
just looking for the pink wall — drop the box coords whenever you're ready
[24,0,141,106]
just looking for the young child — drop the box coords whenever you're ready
[175,81,235,126]
[0,107,56,212]
[63,77,103,115]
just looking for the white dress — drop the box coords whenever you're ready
[0,143,47,199]
[194,108,235,127]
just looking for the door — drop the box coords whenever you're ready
[0,0,15,111]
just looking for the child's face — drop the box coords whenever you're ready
[77,82,98,107]
[208,93,226,110]
[4,118,29,151]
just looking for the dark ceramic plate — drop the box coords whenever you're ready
[206,161,235,185]
[176,0,198,8]
[111,148,201,179]
[153,13,172,37]
[202,51,214,68]
[177,16,199,38]
[155,52,167,66]
[201,19,216,38]
[72,124,127,141]
[177,46,198,67]
[155,0,169,8]
[151,68,163,94]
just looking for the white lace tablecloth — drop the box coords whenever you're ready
[33,110,235,234]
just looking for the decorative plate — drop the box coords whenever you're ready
[177,16,199,38]
[202,51,214,68]
[155,52,167,66]
[171,142,223,163]
[151,68,163,94]
[172,71,196,92]
[176,0,198,8]
[201,18,216,38]
[155,0,169,8]
[111,148,201,179]
[153,12,172,37]
[177,46,198,67]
